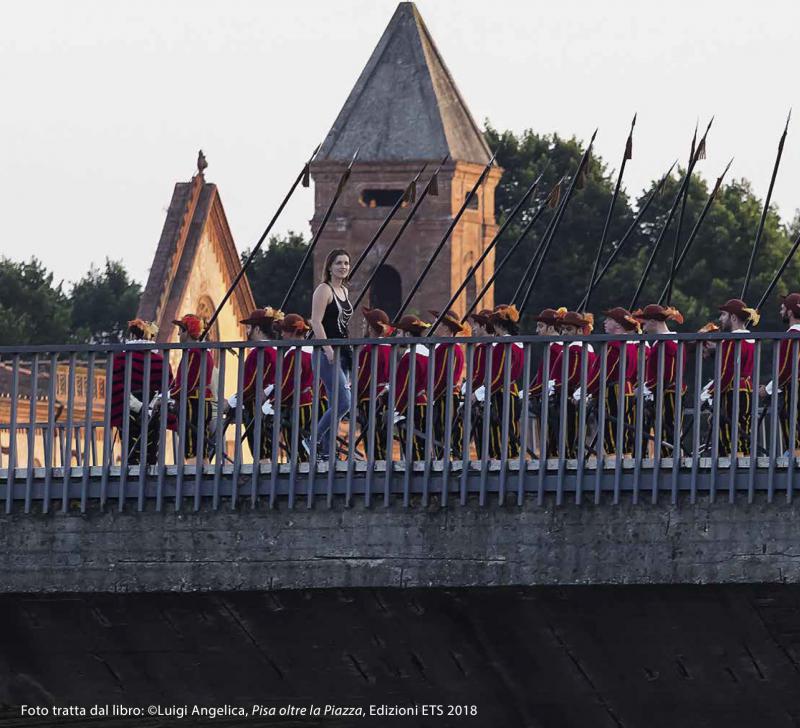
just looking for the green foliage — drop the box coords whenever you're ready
[0,258,72,345]
[242,231,312,316]
[486,125,637,330]
[487,124,799,332]
[631,174,797,330]
[0,257,141,345]
[70,259,142,343]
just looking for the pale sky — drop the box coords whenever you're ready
[2,0,799,288]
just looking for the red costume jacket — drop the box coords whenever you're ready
[392,345,430,412]
[431,342,465,399]
[530,341,563,396]
[644,339,686,393]
[485,339,524,395]
[551,342,596,394]
[278,346,314,407]
[710,333,754,394]
[170,348,213,400]
[585,340,637,396]
[110,348,172,427]
[357,343,392,403]
[241,346,277,403]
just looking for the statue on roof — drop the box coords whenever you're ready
[197,149,208,176]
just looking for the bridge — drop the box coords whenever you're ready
[0,331,798,593]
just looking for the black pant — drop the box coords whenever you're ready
[184,397,211,460]
[602,385,635,456]
[719,390,751,457]
[120,414,160,466]
[474,389,521,460]
[244,401,274,461]
[780,392,800,452]
[358,399,389,460]
[398,404,428,461]
[432,393,463,460]
[642,391,679,458]
[281,403,312,462]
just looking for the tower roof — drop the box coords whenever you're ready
[317,2,491,165]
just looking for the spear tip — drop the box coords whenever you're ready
[590,128,599,143]
[631,112,637,128]
[349,147,361,166]
[705,115,715,134]
[785,108,792,132]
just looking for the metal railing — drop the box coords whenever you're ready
[0,331,798,511]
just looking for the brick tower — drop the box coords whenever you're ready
[310,2,501,323]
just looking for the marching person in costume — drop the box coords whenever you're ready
[634,304,686,457]
[226,307,283,462]
[276,314,314,463]
[576,307,639,456]
[702,298,759,456]
[356,308,394,459]
[428,309,468,459]
[383,315,431,462]
[170,314,214,464]
[110,318,172,465]
[529,307,564,458]
[760,293,800,452]
[465,309,496,455]
[473,304,524,460]
[551,309,596,459]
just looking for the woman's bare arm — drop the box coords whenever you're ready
[310,284,334,361]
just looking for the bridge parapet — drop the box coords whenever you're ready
[0,333,798,591]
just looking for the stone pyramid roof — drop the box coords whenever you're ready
[317,2,491,164]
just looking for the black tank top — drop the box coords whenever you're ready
[320,283,353,372]
[321,283,352,340]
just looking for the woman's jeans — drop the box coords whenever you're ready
[316,354,351,455]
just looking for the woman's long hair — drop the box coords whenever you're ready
[323,248,350,284]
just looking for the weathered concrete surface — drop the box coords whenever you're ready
[1,585,800,727]
[2,496,800,593]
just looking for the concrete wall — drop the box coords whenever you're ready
[3,496,800,593]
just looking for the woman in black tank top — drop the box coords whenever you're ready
[309,248,353,458]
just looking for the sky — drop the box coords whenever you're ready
[2,0,799,289]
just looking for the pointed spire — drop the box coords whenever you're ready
[317,3,490,164]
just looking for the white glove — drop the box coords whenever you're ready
[572,387,582,403]
[227,393,238,409]
[518,390,524,400]
[392,411,405,424]
[547,379,556,397]
[460,381,467,396]
[261,400,275,416]
[700,382,713,407]
[129,393,143,413]
[474,385,486,403]
[642,384,654,402]
[766,380,780,396]
[263,384,275,399]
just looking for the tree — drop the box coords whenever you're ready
[0,258,72,345]
[630,173,797,331]
[70,259,142,343]
[486,124,799,333]
[242,231,312,316]
[485,125,638,330]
